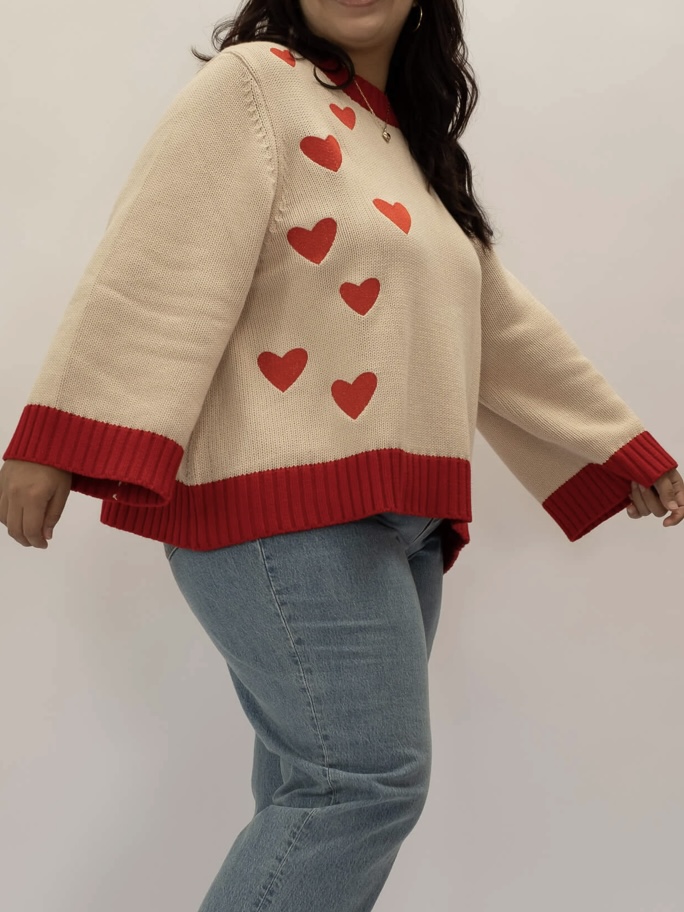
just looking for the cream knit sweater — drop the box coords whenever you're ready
[2,40,677,572]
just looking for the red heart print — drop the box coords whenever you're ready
[257,348,308,392]
[373,199,411,234]
[300,135,342,172]
[331,372,378,419]
[287,218,337,264]
[339,278,380,315]
[330,104,356,129]
[270,47,296,67]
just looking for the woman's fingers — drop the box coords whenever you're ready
[640,483,668,516]
[629,482,649,517]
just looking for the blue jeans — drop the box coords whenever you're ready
[162,510,445,912]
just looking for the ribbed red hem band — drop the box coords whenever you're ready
[2,404,473,571]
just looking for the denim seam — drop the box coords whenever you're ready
[252,807,319,912]
[410,519,435,544]
[255,538,338,807]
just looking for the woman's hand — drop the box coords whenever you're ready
[0,459,72,548]
[626,468,684,527]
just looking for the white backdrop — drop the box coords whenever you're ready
[1,2,683,910]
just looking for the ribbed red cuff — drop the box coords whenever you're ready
[2,404,182,507]
[544,430,678,542]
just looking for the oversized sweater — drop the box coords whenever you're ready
[2,40,678,573]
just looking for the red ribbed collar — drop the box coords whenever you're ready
[314,56,400,128]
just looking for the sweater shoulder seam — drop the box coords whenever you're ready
[225,48,283,225]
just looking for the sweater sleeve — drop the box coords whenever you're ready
[473,240,678,542]
[2,50,277,507]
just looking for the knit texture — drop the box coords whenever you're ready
[2,40,677,573]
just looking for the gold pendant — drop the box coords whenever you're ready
[382,129,391,142]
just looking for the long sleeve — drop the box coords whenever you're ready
[2,49,277,507]
[473,240,678,541]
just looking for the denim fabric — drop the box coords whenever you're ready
[162,510,445,912]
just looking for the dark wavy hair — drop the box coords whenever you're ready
[191,0,498,252]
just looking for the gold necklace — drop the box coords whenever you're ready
[353,76,391,143]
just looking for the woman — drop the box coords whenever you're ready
[1,1,681,909]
